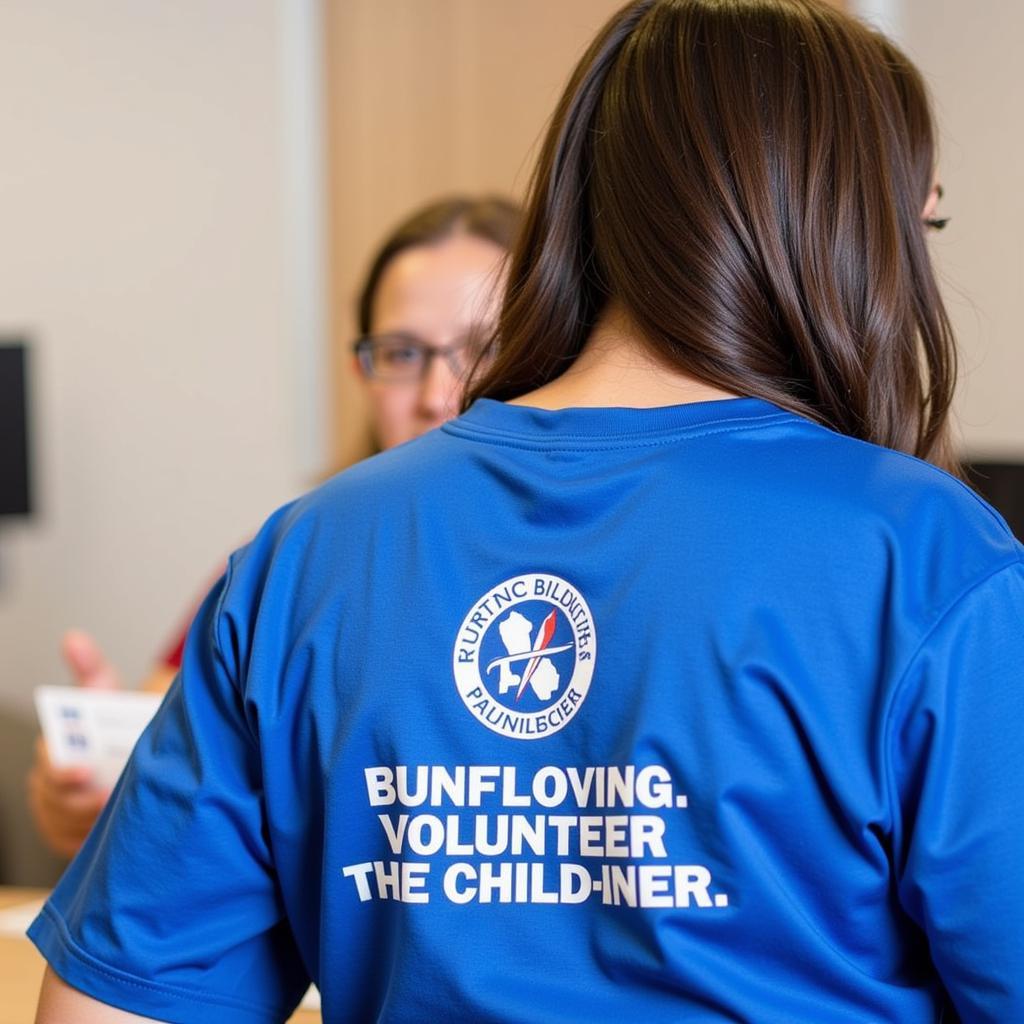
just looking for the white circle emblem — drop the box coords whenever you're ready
[452,573,596,740]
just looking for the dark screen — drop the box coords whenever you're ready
[966,461,1024,541]
[0,343,31,516]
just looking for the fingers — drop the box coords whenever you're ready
[27,769,106,858]
[31,777,106,828]
[61,629,122,689]
[27,737,106,859]
[33,736,92,787]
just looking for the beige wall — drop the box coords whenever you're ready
[896,1,1024,457]
[0,0,308,882]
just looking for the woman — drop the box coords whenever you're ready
[27,195,519,858]
[33,2,1023,1022]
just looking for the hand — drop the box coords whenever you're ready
[25,630,121,858]
[26,736,110,859]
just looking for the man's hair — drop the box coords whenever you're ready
[465,0,960,474]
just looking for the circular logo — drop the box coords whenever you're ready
[452,573,596,740]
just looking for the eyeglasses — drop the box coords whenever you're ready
[352,331,488,382]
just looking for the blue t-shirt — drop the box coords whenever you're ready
[30,397,1024,1023]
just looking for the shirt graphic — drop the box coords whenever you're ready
[453,572,596,739]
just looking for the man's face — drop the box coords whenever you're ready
[357,234,506,450]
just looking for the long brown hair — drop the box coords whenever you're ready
[465,0,960,474]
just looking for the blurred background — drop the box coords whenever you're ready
[0,0,1021,885]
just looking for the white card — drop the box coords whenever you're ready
[34,685,163,790]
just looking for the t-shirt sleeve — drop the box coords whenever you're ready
[888,558,1024,1023]
[27,554,310,1024]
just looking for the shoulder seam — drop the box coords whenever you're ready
[211,552,237,692]
[881,552,1024,849]
[793,418,1018,546]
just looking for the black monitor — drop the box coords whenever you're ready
[966,461,1024,542]
[0,342,32,516]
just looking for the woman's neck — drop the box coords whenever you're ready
[507,303,740,410]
